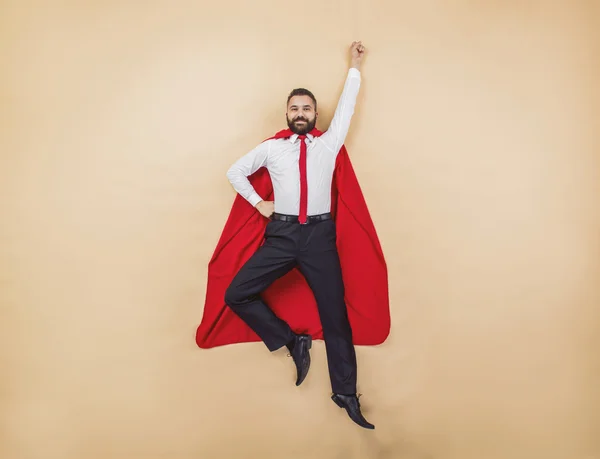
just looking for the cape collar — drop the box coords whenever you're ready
[271,128,323,142]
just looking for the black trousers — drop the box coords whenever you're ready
[224,215,357,395]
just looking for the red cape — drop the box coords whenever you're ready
[195,128,390,348]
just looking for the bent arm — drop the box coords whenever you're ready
[225,141,270,207]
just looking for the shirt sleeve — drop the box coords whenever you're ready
[319,67,361,155]
[225,140,271,207]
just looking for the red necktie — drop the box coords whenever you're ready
[298,135,308,223]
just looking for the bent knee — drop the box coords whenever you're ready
[224,284,246,307]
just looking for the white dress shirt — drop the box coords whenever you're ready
[226,67,361,216]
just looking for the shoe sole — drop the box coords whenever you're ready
[331,395,375,429]
[295,336,312,386]
[332,394,344,408]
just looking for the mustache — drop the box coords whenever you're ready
[294,117,308,122]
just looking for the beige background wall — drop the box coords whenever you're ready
[1,1,599,458]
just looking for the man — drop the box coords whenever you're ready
[222,41,374,429]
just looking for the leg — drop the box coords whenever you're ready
[297,220,357,394]
[224,222,297,351]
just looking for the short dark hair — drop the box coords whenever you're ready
[287,88,317,111]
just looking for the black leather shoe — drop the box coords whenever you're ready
[289,334,312,386]
[331,393,375,429]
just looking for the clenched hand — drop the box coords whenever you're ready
[350,41,365,69]
[256,200,274,218]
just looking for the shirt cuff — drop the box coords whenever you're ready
[248,192,263,207]
[348,67,361,79]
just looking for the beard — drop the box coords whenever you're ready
[287,116,316,135]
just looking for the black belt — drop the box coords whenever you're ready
[271,212,332,224]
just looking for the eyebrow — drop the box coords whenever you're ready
[289,104,313,109]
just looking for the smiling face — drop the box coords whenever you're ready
[286,89,318,135]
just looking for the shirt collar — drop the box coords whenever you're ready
[289,133,314,144]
